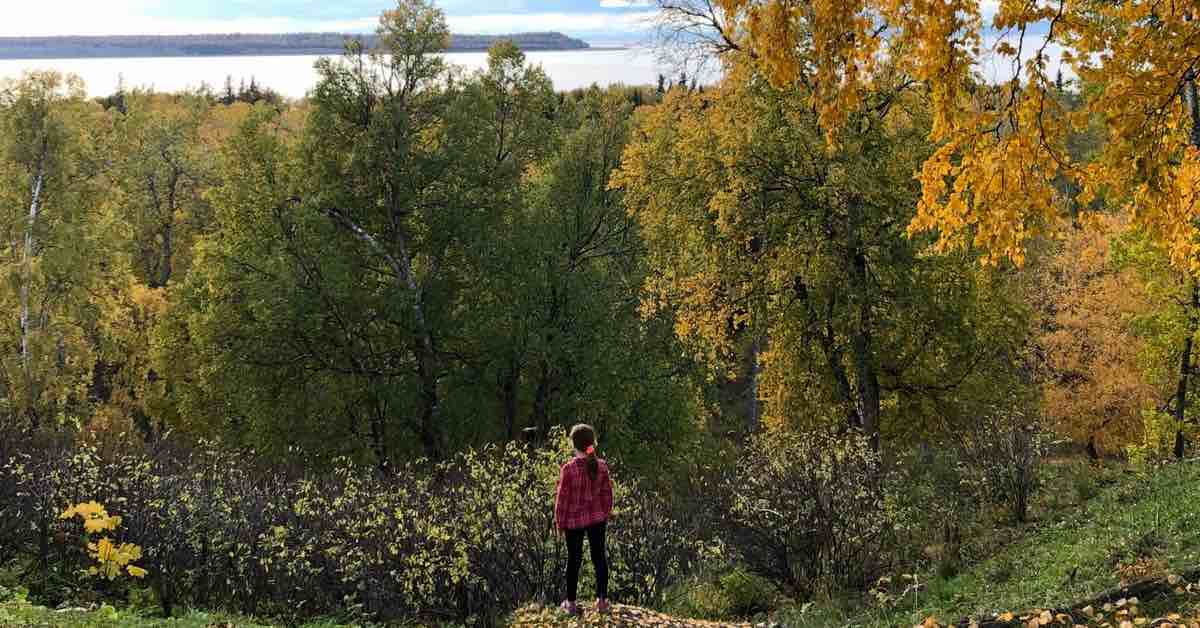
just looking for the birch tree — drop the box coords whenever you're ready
[0,72,101,428]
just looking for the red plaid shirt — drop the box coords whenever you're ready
[554,456,613,531]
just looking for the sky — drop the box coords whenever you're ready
[0,0,1064,79]
[0,0,660,42]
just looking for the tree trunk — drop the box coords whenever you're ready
[390,229,442,460]
[369,407,388,472]
[322,206,444,459]
[533,359,552,438]
[1174,278,1199,458]
[814,292,861,433]
[501,365,518,441]
[416,354,441,459]
[1178,67,1200,458]
[20,137,48,427]
[850,249,881,450]
[160,169,178,288]
[158,218,173,288]
[747,335,763,433]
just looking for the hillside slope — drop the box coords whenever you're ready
[788,458,1200,627]
[3,460,1198,627]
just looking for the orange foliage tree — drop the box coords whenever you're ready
[1034,216,1160,454]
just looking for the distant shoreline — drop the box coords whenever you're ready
[0,48,632,63]
[0,32,601,61]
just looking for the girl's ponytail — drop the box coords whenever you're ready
[585,444,598,483]
[570,424,600,483]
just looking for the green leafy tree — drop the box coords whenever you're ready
[0,71,104,430]
[463,87,699,463]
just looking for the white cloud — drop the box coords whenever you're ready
[978,32,1071,84]
[0,1,379,37]
[0,2,655,38]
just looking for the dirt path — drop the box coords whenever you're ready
[508,602,765,627]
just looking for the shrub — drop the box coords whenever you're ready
[1127,410,1197,466]
[957,411,1046,523]
[605,480,709,606]
[723,429,889,597]
[59,501,148,581]
[1071,465,1100,503]
[885,444,975,570]
[0,428,702,626]
[664,565,779,620]
[716,567,780,616]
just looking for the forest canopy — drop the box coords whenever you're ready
[0,0,1196,469]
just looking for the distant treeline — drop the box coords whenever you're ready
[0,32,590,60]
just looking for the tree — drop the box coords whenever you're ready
[1111,226,1200,458]
[658,1,1200,263]
[613,60,1030,448]
[300,0,456,461]
[464,87,699,460]
[0,72,103,430]
[88,91,216,437]
[1033,215,1160,454]
[660,0,1200,455]
[159,2,697,467]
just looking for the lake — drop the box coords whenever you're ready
[0,48,683,97]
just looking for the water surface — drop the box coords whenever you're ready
[0,49,677,97]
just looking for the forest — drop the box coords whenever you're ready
[2,0,1200,627]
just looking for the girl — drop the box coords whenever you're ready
[554,423,613,616]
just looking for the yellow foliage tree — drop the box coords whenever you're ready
[0,72,104,429]
[666,1,1200,267]
[613,58,1031,445]
[664,0,1200,453]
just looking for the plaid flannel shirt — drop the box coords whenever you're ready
[554,456,613,531]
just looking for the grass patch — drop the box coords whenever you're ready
[0,597,269,627]
[780,458,1200,627]
[0,587,389,628]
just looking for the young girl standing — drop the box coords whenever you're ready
[554,423,613,616]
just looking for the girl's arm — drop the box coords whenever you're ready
[554,464,568,531]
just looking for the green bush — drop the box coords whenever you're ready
[957,411,1047,523]
[716,567,779,616]
[1071,465,1100,503]
[723,429,890,597]
[885,444,976,570]
[665,565,780,620]
[0,428,706,626]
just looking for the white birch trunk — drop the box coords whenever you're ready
[19,158,45,373]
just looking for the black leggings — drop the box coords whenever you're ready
[565,520,608,601]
